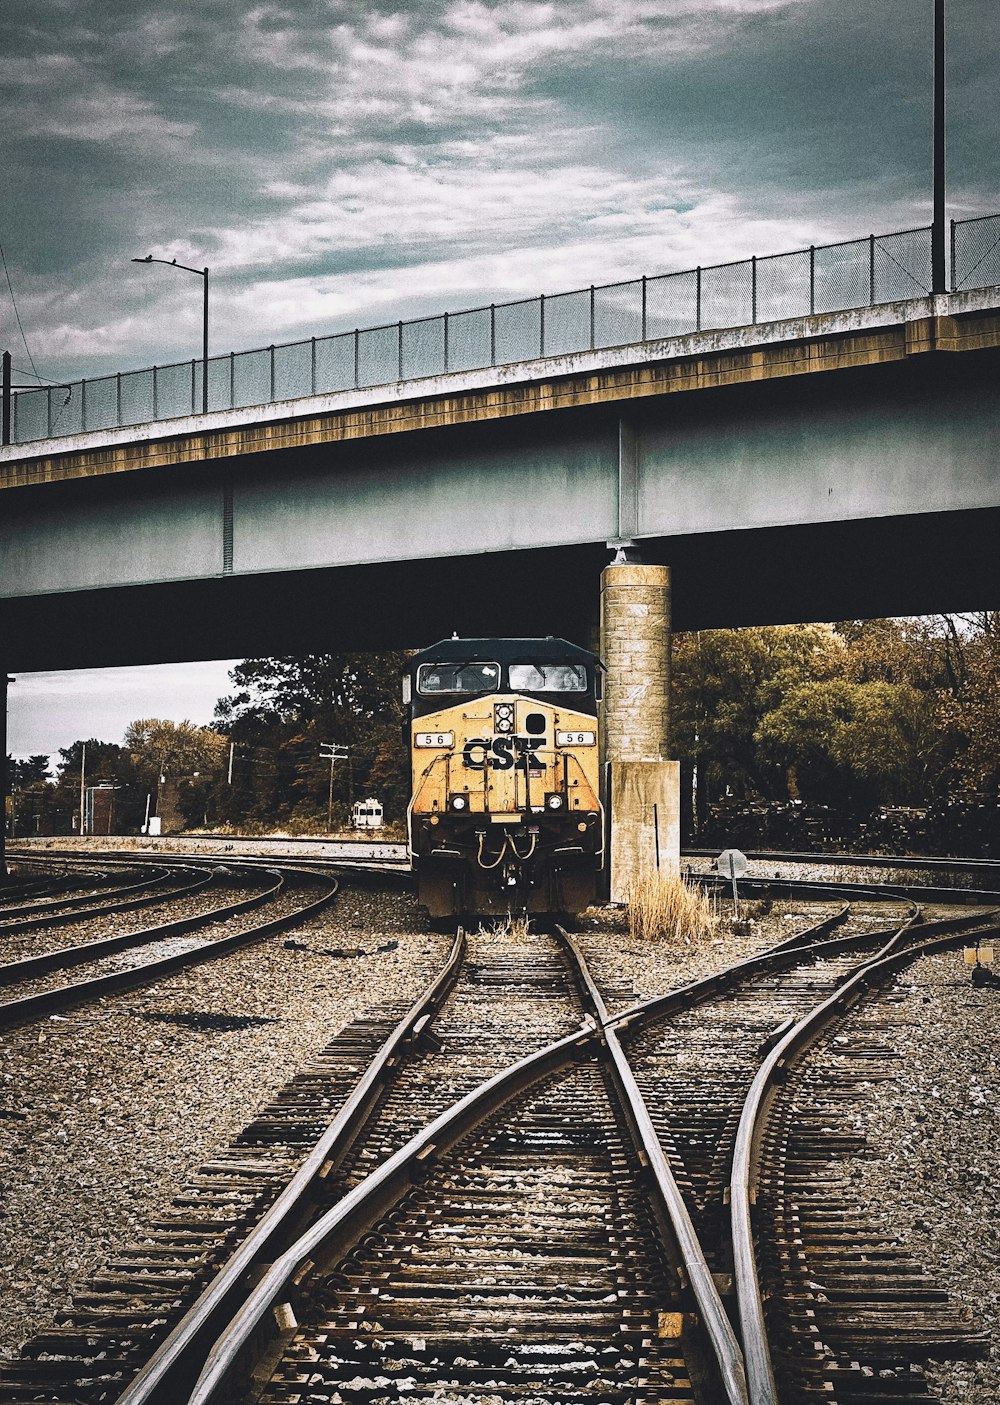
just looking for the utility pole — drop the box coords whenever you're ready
[227,741,236,784]
[931,0,947,293]
[79,742,87,836]
[2,351,10,447]
[319,742,349,832]
[0,673,11,880]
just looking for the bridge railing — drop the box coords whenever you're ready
[7,212,999,446]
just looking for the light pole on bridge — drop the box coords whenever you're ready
[932,0,947,294]
[131,255,210,412]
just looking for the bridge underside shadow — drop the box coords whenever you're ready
[1,505,995,672]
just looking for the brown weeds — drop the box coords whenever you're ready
[626,870,718,944]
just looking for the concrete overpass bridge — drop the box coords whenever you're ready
[3,219,1000,886]
[2,280,999,674]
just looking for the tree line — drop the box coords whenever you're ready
[5,653,410,837]
[5,618,998,840]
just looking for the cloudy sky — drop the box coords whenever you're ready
[4,0,998,763]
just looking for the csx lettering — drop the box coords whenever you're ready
[462,736,545,771]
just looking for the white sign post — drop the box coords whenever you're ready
[717,848,748,919]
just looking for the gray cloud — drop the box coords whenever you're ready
[1,0,995,382]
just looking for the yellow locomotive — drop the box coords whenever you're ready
[404,638,604,917]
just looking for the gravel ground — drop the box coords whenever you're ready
[845,951,1000,1405]
[0,885,447,1359]
[684,854,999,893]
[1,862,994,1397]
[579,890,998,1398]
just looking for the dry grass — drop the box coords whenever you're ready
[480,915,533,939]
[626,870,719,944]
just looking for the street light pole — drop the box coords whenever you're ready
[931,0,947,293]
[131,255,210,412]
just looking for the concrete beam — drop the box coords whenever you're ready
[3,289,999,493]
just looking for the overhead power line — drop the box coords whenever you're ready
[0,235,40,383]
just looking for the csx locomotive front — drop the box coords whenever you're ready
[405,638,604,917]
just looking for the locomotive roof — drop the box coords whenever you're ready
[409,637,599,668]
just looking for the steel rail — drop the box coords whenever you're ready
[1,853,166,901]
[113,926,467,1405]
[0,866,339,1029]
[0,866,213,939]
[760,901,852,954]
[683,846,1000,876]
[185,1023,594,1405]
[607,901,920,1038]
[0,863,179,921]
[693,870,1000,907]
[730,914,1000,1405]
[607,902,993,1051]
[0,865,279,989]
[26,843,413,886]
[559,926,750,1405]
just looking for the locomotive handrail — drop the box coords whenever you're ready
[114,926,467,1405]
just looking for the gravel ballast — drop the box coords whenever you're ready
[0,885,447,1359]
[845,950,999,1405]
[0,870,995,1400]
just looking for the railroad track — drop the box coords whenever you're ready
[0,882,995,1404]
[0,854,176,908]
[0,858,341,1030]
[730,908,998,1404]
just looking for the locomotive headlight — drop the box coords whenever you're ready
[546,793,564,810]
[556,730,595,746]
[494,702,515,733]
[450,795,468,811]
[415,731,454,748]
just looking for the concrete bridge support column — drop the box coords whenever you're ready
[600,561,680,902]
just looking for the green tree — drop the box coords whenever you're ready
[755,678,937,809]
[6,755,55,837]
[671,624,839,806]
[52,740,145,833]
[10,755,52,787]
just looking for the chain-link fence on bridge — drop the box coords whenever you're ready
[7,212,999,446]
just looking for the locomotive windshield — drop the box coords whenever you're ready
[509,662,587,692]
[417,661,501,694]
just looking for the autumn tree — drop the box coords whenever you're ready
[124,719,228,785]
[213,653,410,827]
[934,613,1000,792]
[755,678,938,809]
